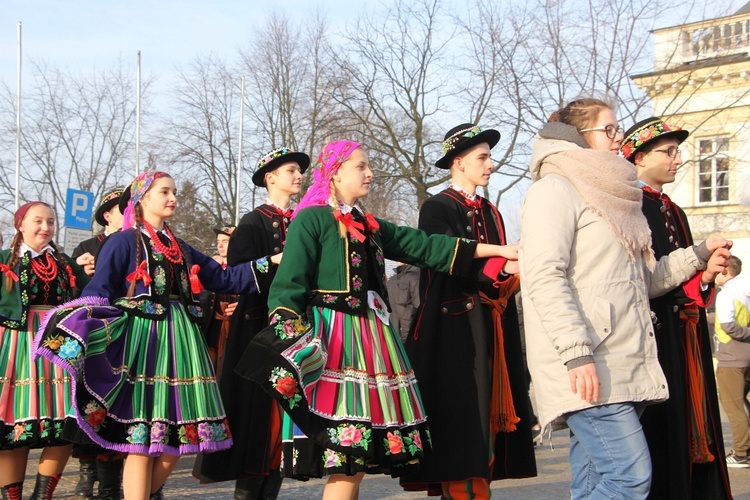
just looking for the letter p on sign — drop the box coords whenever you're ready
[64,188,94,229]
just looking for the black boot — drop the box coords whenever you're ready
[97,458,124,500]
[149,485,164,500]
[28,473,62,500]
[0,482,22,500]
[235,473,283,500]
[75,457,98,497]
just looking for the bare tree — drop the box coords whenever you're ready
[0,60,144,232]
[159,54,240,226]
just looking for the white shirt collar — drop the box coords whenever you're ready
[19,242,55,259]
[449,183,479,201]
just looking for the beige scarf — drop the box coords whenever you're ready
[540,148,656,271]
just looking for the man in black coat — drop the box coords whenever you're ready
[622,117,731,499]
[72,187,124,276]
[193,148,309,500]
[401,124,536,498]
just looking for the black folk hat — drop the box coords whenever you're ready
[212,226,235,237]
[252,148,311,187]
[435,123,500,169]
[621,117,689,162]
[95,187,124,226]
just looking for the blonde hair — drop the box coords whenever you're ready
[548,97,615,132]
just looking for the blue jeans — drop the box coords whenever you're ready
[564,403,651,499]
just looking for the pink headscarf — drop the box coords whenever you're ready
[122,170,170,229]
[292,140,361,219]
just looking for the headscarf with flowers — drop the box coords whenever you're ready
[291,140,361,219]
[121,171,170,229]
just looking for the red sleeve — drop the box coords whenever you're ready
[482,257,510,287]
[683,272,715,308]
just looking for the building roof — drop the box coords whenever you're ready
[737,1,750,14]
[631,53,750,80]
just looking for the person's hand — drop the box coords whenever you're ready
[270,253,282,265]
[224,301,238,318]
[568,362,600,403]
[502,260,519,275]
[702,247,731,284]
[76,252,96,276]
[497,243,519,260]
[705,233,733,252]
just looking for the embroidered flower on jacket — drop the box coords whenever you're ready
[270,314,309,341]
[255,257,270,274]
[350,252,362,267]
[345,296,361,308]
[322,294,338,304]
[352,276,363,292]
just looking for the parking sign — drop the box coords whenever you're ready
[64,188,94,229]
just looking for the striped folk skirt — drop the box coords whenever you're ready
[35,299,231,456]
[0,306,73,449]
[240,305,430,478]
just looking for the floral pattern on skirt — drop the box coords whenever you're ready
[35,298,232,456]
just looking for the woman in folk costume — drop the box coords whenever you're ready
[0,202,90,500]
[519,98,731,499]
[622,118,731,499]
[236,140,519,500]
[35,171,276,500]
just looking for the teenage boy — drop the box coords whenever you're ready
[194,148,309,500]
[401,124,536,498]
[623,117,731,499]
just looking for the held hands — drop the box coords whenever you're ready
[224,301,238,318]
[497,243,519,260]
[702,247,732,284]
[503,260,519,275]
[76,252,96,276]
[568,362,600,403]
[499,243,519,275]
[705,233,733,252]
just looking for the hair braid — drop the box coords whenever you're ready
[4,232,23,292]
[127,205,145,298]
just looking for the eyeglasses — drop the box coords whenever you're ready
[652,147,682,159]
[579,125,624,140]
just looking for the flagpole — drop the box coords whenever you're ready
[135,50,141,175]
[235,76,245,226]
[15,21,22,210]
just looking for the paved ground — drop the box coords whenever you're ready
[20,416,750,499]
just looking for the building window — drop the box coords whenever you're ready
[698,138,729,203]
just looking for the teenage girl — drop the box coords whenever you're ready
[36,171,277,500]
[237,141,518,500]
[1,201,89,500]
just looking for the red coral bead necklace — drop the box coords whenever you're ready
[143,222,183,264]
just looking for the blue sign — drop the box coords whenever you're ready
[64,188,94,229]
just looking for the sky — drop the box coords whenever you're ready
[0,0,352,87]
[5,0,746,89]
